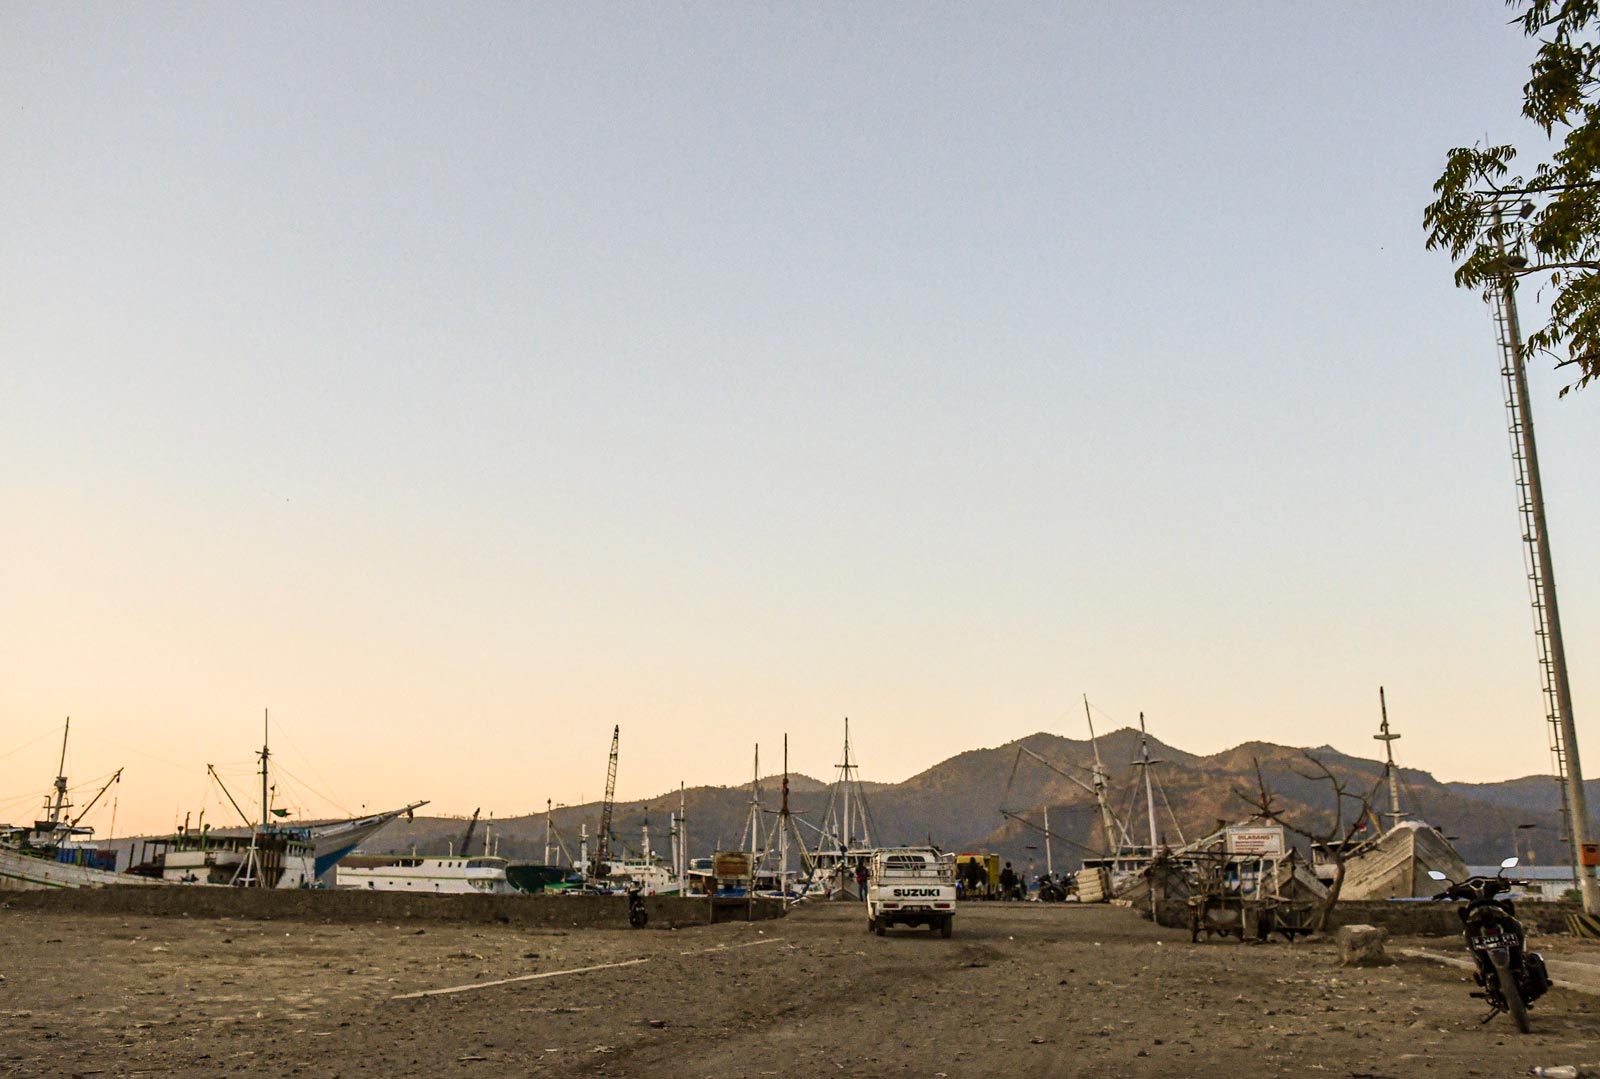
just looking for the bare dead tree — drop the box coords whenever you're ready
[1233,754,1384,932]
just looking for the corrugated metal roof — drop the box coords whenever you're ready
[1466,865,1578,882]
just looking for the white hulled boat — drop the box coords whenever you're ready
[336,853,515,893]
[0,720,164,891]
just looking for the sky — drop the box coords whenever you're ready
[2,4,1595,838]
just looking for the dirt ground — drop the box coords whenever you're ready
[3,900,1598,1078]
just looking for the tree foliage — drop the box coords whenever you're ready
[1424,0,1600,395]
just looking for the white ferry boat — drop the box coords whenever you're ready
[335,853,515,894]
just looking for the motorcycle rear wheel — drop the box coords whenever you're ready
[1492,959,1531,1034]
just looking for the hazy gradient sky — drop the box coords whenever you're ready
[3,4,1594,838]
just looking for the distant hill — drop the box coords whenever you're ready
[363,731,1595,876]
[1445,776,1600,817]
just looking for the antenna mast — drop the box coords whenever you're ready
[45,717,72,831]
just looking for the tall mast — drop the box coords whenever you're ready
[1043,804,1053,876]
[1137,712,1160,851]
[842,718,852,848]
[1489,208,1596,914]
[1084,696,1122,852]
[544,798,553,865]
[260,709,270,830]
[743,744,762,855]
[779,735,790,887]
[47,717,72,829]
[681,782,689,891]
[1374,686,1403,829]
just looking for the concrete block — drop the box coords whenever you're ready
[1337,923,1392,967]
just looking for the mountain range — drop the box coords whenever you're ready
[364,729,1598,875]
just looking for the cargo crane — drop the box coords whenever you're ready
[456,807,481,858]
[590,726,619,885]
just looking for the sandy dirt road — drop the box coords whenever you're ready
[3,900,1598,1078]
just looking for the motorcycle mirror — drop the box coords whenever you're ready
[1427,870,1449,881]
[1501,856,1520,870]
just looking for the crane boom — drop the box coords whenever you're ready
[458,807,481,858]
[592,726,620,882]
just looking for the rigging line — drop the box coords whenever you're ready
[72,729,197,774]
[265,772,302,819]
[1119,782,1142,848]
[1084,699,1123,727]
[1151,768,1187,847]
[857,795,878,850]
[267,761,345,816]
[0,791,46,812]
[0,725,66,763]
[998,810,1101,855]
[810,771,841,850]
[65,770,122,792]
[201,769,245,828]
[1013,745,1101,794]
[267,715,354,816]
[1001,748,1023,808]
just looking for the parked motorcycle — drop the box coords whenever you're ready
[626,883,648,929]
[1035,872,1072,903]
[1428,857,1551,1033]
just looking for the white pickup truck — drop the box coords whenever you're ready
[866,847,957,938]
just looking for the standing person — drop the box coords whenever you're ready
[999,862,1017,901]
[854,861,869,900]
[964,856,984,900]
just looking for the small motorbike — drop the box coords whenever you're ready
[1428,857,1550,1033]
[1035,872,1072,903]
[626,883,648,929]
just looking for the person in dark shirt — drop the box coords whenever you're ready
[964,856,985,899]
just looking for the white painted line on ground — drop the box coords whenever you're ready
[1399,947,1600,997]
[392,957,651,1000]
[678,936,787,956]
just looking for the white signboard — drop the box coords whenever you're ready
[1225,826,1286,856]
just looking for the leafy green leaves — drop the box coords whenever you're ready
[1425,0,1600,395]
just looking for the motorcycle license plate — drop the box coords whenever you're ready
[1474,934,1514,949]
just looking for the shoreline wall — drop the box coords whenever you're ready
[1153,897,1584,937]
[0,886,786,929]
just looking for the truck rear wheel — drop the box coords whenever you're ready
[874,917,886,937]
[939,916,953,939]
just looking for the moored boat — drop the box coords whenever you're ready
[152,825,318,888]
[336,853,515,893]
[0,720,164,891]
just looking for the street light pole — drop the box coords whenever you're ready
[1513,822,1538,863]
